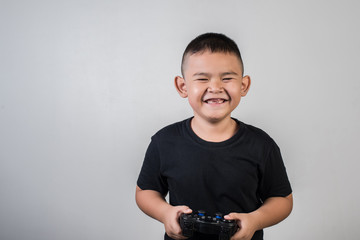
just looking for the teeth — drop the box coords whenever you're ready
[206,99,225,104]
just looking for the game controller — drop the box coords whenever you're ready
[180,210,238,240]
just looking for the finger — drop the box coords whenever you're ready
[168,233,188,240]
[230,229,247,240]
[224,212,238,220]
[176,206,192,219]
[183,208,192,214]
[224,213,242,231]
[179,206,192,214]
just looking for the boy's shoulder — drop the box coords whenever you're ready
[240,120,278,148]
[152,118,189,139]
[242,121,272,138]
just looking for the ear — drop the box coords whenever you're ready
[174,76,188,98]
[240,75,251,97]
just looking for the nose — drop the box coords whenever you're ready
[207,79,223,93]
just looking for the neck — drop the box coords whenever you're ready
[191,116,238,142]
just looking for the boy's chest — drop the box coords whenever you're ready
[159,141,262,197]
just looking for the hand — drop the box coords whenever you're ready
[163,205,192,240]
[224,213,258,240]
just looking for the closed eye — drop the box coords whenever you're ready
[223,78,233,81]
[196,78,208,81]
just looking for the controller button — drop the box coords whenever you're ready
[222,219,233,223]
[198,210,206,216]
[215,213,223,219]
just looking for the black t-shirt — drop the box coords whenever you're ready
[137,118,292,240]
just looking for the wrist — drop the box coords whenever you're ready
[158,203,173,224]
[248,211,263,231]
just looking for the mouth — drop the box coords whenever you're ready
[203,98,229,104]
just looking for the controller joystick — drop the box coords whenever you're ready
[180,210,238,240]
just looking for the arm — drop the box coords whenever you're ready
[225,193,293,240]
[135,185,192,240]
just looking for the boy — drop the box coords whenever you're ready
[136,33,293,240]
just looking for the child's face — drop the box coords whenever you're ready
[175,51,250,123]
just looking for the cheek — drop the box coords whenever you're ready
[188,86,204,100]
[227,87,242,102]
[187,91,204,110]
[187,94,201,106]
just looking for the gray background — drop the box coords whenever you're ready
[1,0,359,239]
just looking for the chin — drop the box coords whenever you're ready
[205,115,229,123]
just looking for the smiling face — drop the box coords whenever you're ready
[175,51,251,124]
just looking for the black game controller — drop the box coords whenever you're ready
[180,210,238,240]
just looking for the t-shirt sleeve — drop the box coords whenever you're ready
[258,140,292,201]
[137,136,168,196]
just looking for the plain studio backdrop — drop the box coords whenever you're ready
[0,0,359,239]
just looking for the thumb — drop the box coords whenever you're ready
[179,206,192,214]
[174,206,192,216]
[224,213,239,220]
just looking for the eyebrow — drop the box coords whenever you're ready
[193,72,210,77]
[221,71,239,77]
[192,71,239,77]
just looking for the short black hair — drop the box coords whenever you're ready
[181,32,244,76]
